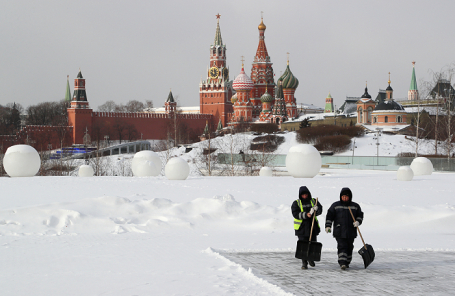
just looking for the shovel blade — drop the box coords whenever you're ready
[358,244,375,269]
[295,241,323,261]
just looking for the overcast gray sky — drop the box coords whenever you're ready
[1,0,454,111]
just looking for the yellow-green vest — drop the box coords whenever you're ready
[294,199,319,230]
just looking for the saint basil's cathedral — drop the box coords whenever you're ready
[200,14,299,130]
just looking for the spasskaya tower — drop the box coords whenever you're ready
[199,14,234,129]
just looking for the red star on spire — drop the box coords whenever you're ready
[216,13,221,19]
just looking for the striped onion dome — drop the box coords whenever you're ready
[233,66,254,91]
[231,93,238,103]
[278,62,299,89]
[260,90,273,103]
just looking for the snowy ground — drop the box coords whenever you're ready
[1,167,455,295]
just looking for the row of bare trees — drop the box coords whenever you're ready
[97,100,153,113]
[412,64,455,158]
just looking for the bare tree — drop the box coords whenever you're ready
[125,100,145,112]
[97,100,117,112]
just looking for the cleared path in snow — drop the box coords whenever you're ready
[221,250,455,295]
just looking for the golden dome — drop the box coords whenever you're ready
[258,19,266,30]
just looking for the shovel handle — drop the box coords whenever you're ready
[348,206,367,250]
[308,198,318,242]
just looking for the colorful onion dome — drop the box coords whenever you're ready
[278,62,299,89]
[258,19,266,30]
[231,93,238,103]
[260,90,273,103]
[233,65,254,91]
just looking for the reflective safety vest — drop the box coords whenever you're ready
[294,199,319,230]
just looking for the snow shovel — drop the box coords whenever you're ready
[348,207,375,269]
[295,198,322,262]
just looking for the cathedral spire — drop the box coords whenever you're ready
[213,13,223,46]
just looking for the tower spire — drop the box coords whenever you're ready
[408,61,419,100]
[65,75,71,102]
[214,13,223,46]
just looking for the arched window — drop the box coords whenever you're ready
[397,116,402,123]
[358,108,363,123]
[385,116,388,123]
[373,116,377,123]
[276,118,280,124]
[367,107,373,123]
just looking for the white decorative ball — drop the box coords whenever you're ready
[165,157,190,180]
[285,144,321,178]
[135,160,160,177]
[132,151,161,177]
[397,166,414,181]
[259,167,273,177]
[78,165,94,177]
[410,157,433,176]
[3,145,41,177]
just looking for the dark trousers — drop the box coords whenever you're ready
[298,235,318,264]
[336,237,354,266]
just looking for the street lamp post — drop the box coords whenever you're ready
[375,128,382,165]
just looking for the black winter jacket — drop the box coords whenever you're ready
[325,187,364,239]
[291,186,323,237]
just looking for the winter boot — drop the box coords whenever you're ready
[301,260,308,270]
[308,260,315,267]
[341,265,347,270]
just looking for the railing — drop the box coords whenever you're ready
[217,153,455,172]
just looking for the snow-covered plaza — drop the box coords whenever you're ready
[1,168,455,295]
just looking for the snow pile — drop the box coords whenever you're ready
[285,144,321,178]
[78,165,94,177]
[3,144,40,177]
[131,151,161,177]
[165,157,190,180]
[396,166,414,181]
[410,157,433,175]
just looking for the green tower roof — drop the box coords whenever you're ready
[410,64,418,91]
[166,90,175,102]
[65,75,71,102]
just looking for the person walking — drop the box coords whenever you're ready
[291,186,323,269]
[325,187,364,270]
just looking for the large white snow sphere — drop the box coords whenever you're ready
[132,151,161,177]
[410,157,433,176]
[165,157,190,180]
[78,165,94,177]
[259,167,273,177]
[397,166,414,181]
[285,144,321,178]
[3,145,40,177]
[135,160,160,177]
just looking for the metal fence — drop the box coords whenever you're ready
[217,153,455,172]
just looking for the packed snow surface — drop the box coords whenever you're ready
[1,169,455,295]
[3,144,40,177]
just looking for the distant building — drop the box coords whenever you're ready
[324,92,334,113]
